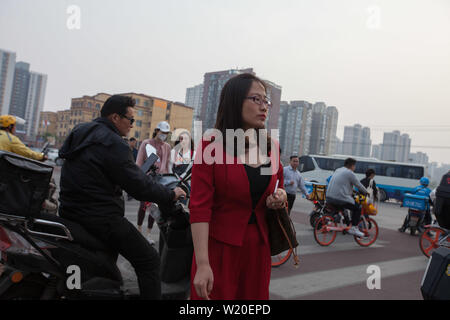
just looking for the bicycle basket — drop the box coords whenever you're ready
[311,184,326,201]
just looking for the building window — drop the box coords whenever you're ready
[136,120,142,127]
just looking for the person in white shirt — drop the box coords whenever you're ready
[283,155,311,214]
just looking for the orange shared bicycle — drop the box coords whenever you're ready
[313,194,379,247]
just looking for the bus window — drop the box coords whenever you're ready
[383,164,402,177]
[355,162,368,174]
[299,156,315,172]
[402,166,423,179]
[384,165,394,177]
[315,157,344,171]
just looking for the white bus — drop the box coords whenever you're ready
[298,154,427,202]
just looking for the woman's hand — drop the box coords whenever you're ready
[193,264,214,300]
[266,188,287,209]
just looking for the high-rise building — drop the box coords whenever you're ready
[325,106,339,155]
[335,137,343,155]
[23,71,47,139]
[199,68,254,132]
[9,62,31,122]
[399,133,411,163]
[308,103,338,155]
[0,49,16,115]
[408,151,429,165]
[278,101,313,163]
[185,83,204,131]
[371,144,382,159]
[309,102,326,155]
[381,130,411,162]
[264,80,282,132]
[342,124,371,157]
[381,130,400,161]
[290,101,313,156]
[0,50,48,139]
[197,68,282,133]
[278,101,290,160]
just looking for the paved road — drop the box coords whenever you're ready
[269,196,428,300]
[52,165,429,299]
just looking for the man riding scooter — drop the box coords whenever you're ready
[58,95,186,299]
[0,115,47,161]
[398,177,432,233]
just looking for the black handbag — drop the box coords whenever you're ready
[266,206,300,266]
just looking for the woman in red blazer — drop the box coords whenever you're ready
[189,73,287,300]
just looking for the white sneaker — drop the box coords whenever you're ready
[348,226,365,238]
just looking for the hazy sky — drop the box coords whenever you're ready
[1,0,449,164]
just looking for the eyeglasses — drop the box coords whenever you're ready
[245,96,272,107]
[120,114,135,125]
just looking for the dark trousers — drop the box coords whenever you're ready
[327,199,361,226]
[138,201,156,229]
[61,213,161,299]
[287,193,296,215]
[435,196,450,229]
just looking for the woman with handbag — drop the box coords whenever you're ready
[189,73,287,300]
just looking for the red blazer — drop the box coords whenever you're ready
[189,139,284,247]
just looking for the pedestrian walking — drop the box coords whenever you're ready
[189,73,286,300]
[129,137,138,161]
[135,121,172,244]
[283,155,310,215]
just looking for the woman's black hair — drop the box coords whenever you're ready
[214,73,271,155]
[152,128,160,139]
[101,95,135,118]
[366,168,376,177]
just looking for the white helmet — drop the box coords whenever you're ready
[156,121,171,133]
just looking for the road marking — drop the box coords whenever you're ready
[298,240,387,255]
[269,255,428,299]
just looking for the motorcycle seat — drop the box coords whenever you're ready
[36,213,112,253]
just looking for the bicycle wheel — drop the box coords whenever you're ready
[271,249,292,268]
[354,216,379,247]
[419,226,445,258]
[313,215,337,246]
[309,211,321,228]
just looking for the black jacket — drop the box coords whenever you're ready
[360,177,378,199]
[58,117,175,221]
[436,172,450,199]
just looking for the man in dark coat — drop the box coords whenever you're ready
[435,170,450,229]
[58,95,185,299]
